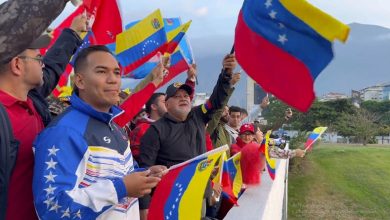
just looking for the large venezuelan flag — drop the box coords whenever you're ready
[116,9,167,74]
[148,146,228,220]
[235,0,350,112]
[304,126,328,151]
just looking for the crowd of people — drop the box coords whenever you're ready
[0,1,305,220]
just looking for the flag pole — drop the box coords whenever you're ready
[222,45,235,74]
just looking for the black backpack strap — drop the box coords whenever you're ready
[0,103,19,219]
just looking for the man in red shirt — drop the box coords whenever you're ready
[0,15,86,220]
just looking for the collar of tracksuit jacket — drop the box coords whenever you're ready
[69,93,124,126]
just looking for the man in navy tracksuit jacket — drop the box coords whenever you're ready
[32,45,166,220]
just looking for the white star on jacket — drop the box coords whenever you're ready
[43,197,54,208]
[44,171,57,183]
[61,208,71,218]
[74,210,82,219]
[48,145,60,156]
[49,200,61,213]
[45,158,58,170]
[44,184,57,196]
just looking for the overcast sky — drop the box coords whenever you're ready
[46,0,390,39]
[1,0,389,37]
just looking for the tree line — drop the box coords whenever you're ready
[262,98,390,145]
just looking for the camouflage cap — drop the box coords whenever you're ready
[28,34,51,49]
[0,0,67,64]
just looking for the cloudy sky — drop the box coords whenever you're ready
[51,0,390,39]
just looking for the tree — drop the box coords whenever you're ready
[336,108,379,145]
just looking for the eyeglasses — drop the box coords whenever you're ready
[17,55,44,67]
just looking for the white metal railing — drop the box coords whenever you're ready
[225,144,290,220]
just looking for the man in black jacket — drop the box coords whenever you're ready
[138,54,236,219]
[0,15,84,220]
[139,54,236,168]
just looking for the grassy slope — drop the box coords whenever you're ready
[288,145,390,219]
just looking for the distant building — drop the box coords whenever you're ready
[319,92,348,102]
[351,90,361,107]
[383,84,390,101]
[357,82,390,101]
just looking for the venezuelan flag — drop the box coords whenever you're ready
[304,126,328,151]
[116,9,167,75]
[70,31,97,66]
[164,18,194,64]
[221,152,243,203]
[264,131,276,180]
[165,20,192,54]
[127,17,194,64]
[158,49,190,88]
[235,0,350,112]
[212,151,227,185]
[148,146,227,220]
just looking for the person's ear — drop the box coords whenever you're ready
[74,73,85,91]
[9,57,23,76]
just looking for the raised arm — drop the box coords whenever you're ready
[196,54,236,123]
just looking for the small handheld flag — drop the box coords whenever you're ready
[148,146,228,220]
[264,131,276,180]
[304,127,328,151]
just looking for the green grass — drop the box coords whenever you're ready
[288,144,390,220]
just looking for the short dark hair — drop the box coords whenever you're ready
[74,45,113,74]
[229,106,241,115]
[73,45,113,95]
[0,62,8,74]
[145,93,165,114]
[240,108,248,116]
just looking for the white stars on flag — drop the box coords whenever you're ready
[269,10,277,19]
[166,182,184,219]
[44,171,57,183]
[278,34,288,44]
[265,0,272,8]
[142,40,160,55]
[45,158,58,170]
[48,145,60,156]
[264,0,288,46]
[44,184,57,196]
[61,208,71,218]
